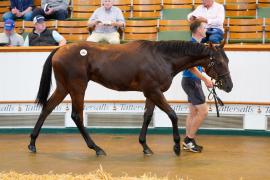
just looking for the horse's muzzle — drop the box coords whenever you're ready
[224,84,233,93]
[216,76,233,93]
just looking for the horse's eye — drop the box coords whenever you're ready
[215,60,222,65]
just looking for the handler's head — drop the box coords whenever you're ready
[190,20,207,37]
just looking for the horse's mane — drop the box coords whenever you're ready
[138,40,212,57]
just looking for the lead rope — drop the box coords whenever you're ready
[207,85,224,117]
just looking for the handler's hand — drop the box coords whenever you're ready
[204,78,214,88]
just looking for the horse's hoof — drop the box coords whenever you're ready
[143,148,154,156]
[173,144,181,156]
[28,144,36,153]
[96,148,106,156]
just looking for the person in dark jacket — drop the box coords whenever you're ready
[23,15,66,46]
[2,0,33,21]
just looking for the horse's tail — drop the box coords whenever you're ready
[36,47,60,107]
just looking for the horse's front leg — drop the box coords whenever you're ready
[139,98,155,155]
[145,90,181,156]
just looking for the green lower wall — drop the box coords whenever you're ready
[0,128,269,136]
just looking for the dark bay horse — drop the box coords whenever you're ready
[28,40,233,156]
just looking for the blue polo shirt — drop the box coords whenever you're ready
[10,0,33,12]
[182,37,203,80]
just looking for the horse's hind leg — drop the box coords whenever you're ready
[28,88,67,153]
[139,98,155,155]
[69,86,106,156]
[144,90,180,156]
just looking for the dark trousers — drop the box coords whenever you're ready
[32,8,68,20]
[202,28,224,43]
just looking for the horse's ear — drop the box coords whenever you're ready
[209,42,217,51]
[219,40,226,49]
[219,29,228,49]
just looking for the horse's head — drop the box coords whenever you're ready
[204,42,233,93]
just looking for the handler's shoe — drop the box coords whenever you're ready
[183,136,203,153]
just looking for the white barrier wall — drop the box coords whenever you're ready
[0,51,270,102]
[0,50,270,129]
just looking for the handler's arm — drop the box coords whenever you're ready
[189,67,213,88]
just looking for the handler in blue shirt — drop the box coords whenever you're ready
[181,20,213,153]
[2,0,33,21]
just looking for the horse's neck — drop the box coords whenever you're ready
[170,56,208,76]
[153,40,211,76]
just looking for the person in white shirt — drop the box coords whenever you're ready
[0,19,24,46]
[87,0,125,44]
[187,0,225,43]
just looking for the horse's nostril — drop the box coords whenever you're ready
[226,86,232,93]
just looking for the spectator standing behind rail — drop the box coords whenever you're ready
[2,0,33,21]
[87,0,125,44]
[0,19,24,46]
[24,15,66,46]
[32,0,69,20]
[187,0,225,43]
